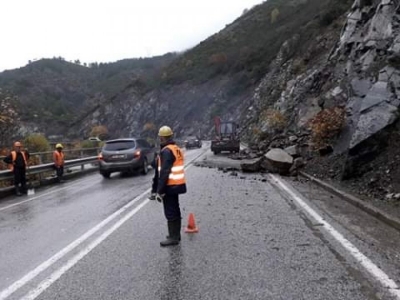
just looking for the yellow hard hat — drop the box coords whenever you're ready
[158,126,173,137]
[14,141,22,147]
[56,143,63,149]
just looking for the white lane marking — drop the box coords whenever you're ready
[0,188,150,300]
[269,174,400,299]
[0,148,206,299]
[0,176,97,212]
[22,199,150,300]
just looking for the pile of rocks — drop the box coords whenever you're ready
[235,138,310,176]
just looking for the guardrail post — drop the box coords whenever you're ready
[80,150,84,171]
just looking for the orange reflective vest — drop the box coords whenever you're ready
[158,144,186,186]
[9,151,28,171]
[53,151,65,167]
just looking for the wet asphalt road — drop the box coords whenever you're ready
[0,144,399,300]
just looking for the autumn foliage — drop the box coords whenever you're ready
[260,109,287,132]
[209,53,228,65]
[90,125,109,140]
[308,107,346,148]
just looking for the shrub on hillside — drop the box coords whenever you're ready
[142,122,157,146]
[271,8,280,23]
[143,122,156,133]
[259,109,287,133]
[90,125,109,140]
[308,106,345,149]
[24,134,50,153]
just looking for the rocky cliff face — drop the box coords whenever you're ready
[241,0,400,200]
[75,77,253,141]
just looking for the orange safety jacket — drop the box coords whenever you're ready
[53,151,65,167]
[157,144,186,186]
[9,151,28,172]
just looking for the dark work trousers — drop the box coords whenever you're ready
[162,194,182,221]
[14,167,27,191]
[56,166,64,181]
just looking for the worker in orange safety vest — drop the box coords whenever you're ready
[149,125,187,247]
[53,143,65,183]
[3,141,30,196]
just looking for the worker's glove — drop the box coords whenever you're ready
[148,193,156,201]
[155,193,164,203]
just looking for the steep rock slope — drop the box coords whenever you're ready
[243,0,400,200]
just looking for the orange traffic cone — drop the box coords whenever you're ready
[185,213,199,233]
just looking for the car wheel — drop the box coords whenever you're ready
[141,158,148,175]
[101,171,111,179]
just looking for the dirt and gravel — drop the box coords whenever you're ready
[301,138,400,221]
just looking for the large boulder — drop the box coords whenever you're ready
[262,148,294,175]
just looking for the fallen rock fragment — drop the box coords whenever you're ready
[262,148,294,175]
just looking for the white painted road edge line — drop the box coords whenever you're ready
[0,149,204,300]
[22,199,150,300]
[269,174,400,299]
[0,188,150,300]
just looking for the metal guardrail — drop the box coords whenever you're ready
[0,147,100,166]
[0,156,98,182]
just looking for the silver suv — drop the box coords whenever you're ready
[98,138,156,178]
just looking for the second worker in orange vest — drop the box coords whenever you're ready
[150,126,187,247]
[53,143,65,183]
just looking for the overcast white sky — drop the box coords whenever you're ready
[0,0,263,72]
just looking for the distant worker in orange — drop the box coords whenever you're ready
[53,143,65,183]
[3,141,30,196]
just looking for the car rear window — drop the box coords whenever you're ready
[103,140,136,151]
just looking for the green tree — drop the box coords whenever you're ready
[23,134,50,152]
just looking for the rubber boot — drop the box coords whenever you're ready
[160,220,181,247]
[15,186,22,196]
[165,218,181,241]
[21,184,27,194]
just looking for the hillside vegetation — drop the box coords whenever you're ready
[0,0,352,139]
[162,0,351,87]
[0,54,177,135]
